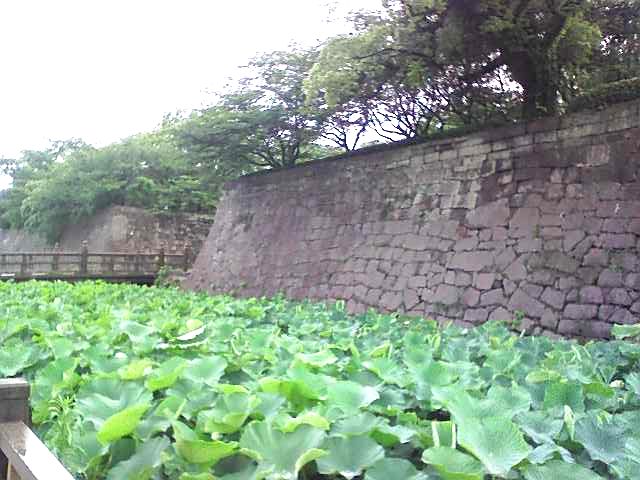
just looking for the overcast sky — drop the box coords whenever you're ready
[0,0,380,179]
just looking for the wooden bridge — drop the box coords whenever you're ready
[0,242,192,284]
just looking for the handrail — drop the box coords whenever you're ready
[0,379,74,480]
[0,242,193,278]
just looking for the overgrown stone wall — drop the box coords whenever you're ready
[0,206,214,260]
[185,100,640,338]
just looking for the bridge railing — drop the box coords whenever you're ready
[0,378,74,480]
[0,242,192,278]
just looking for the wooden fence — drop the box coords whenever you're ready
[0,378,74,480]
[0,242,192,281]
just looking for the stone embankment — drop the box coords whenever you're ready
[185,101,640,338]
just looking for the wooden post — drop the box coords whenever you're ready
[0,378,29,480]
[79,241,88,274]
[157,244,165,271]
[19,255,27,276]
[51,244,60,273]
[183,242,192,272]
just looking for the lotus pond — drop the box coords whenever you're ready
[0,281,639,479]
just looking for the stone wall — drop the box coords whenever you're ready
[185,100,640,338]
[0,206,214,259]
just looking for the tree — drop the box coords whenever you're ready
[177,48,333,169]
[308,0,640,120]
[0,131,222,242]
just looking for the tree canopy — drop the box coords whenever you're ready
[307,0,640,123]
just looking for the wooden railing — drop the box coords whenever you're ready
[0,242,192,281]
[0,378,74,480]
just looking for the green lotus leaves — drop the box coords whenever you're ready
[422,446,485,480]
[146,357,188,392]
[527,443,574,465]
[611,323,640,340]
[457,417,532,476]
[199,391,260,434]
[371,422,416,447]
[274,411,330,433]
[365,457,428,480]
[331,412,384,437]
[118,359,154,380]
[574,413,627,464]
[1,282,639,479]
[316,435,385,479]
[543,381,585,412]
[240,421,326,479]
[173,421,238,465]
[295,350,338,368]
[183,356,228,387]
[522,460,604,480]
[106,436,170,480]
[326,380,379,415]
[363,357,409,386]
[515,411,563,445]
[76,379,152,430]
[97,403,150,444]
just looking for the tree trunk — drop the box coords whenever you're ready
[507,53,558,119]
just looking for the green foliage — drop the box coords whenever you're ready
[0,131,219,241]
[308,0,640,122]
[175,48,339,170]
[1,281,639,478]
[568,77,640,112]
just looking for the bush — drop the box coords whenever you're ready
[568,77,640,112]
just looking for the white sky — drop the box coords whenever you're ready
[0,0,380,188]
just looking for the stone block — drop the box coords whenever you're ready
[563,230,586,252]
[607,288,632,306]
[522,283,544,299]
[600,233,636,249]
[598,269,624,287]
[504,256,528,280]
[403,289,421,311]
[515,238,542,253]
[408,275,427,289]
[462,288,481,307]
[449,251,494,272]
[599,304,617,321]
[465,199,511,228]
[455,272,473,287]
[625,273,640,290]
[454,237,479,251]
[609,308,637,325]
[580,286,604,304]
[564,304,598,320]
[474,273,496,290]
[464,308,489,323]
[583,249,609,266]
[481,288,507,306]
[602,219,628,233]
[540,310,559,330]
[509,207,541,237]
[433,284,460,306]
[508,289,546,317]
[489,307,512,322]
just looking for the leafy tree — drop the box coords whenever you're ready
[177,48,332,169]
[0,131,222,242]
[308,0,640,120]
